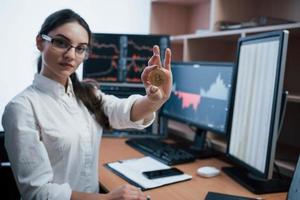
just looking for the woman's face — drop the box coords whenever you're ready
[37,22,89,85]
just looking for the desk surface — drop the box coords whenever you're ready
[99,138,287,200]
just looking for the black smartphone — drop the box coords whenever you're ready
[205,192,258,200]
[142,168,184,179]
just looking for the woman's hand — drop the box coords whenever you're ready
[141,45,172,103]
[71,185,149,200]
[130,45,172,123]
[106,184,148,200]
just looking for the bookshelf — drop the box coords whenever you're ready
[150,0,300,174]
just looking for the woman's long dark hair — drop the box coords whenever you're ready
[37,9,110,129]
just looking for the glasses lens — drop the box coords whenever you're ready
[75,45,89,54]
[49,36,89,60]
[52,38,70,49]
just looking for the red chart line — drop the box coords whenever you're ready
[175,91,201,111]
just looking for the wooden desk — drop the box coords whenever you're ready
[99,138,287,200]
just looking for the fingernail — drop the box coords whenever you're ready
[146,195,151,200]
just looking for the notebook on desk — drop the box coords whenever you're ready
[104,156,192,190]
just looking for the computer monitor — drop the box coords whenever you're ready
[83,33,170,83]
[223,30,290,194]
[161,61,234,157]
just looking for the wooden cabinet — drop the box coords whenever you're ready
[150,0,300,174]
[151,0,300,34]
[151,0,300,62]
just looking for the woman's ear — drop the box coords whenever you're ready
[36,35,44,51]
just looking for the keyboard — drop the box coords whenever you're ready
[126,138,196,165]
[103,130,163,138]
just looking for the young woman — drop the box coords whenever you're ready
[2,9,172,200]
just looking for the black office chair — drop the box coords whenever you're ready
[0,133,20,199]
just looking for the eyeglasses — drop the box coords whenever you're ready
[41,34,89,60]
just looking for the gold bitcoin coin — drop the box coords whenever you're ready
[149,68,166,87]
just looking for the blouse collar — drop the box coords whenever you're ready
[33,73,75,98]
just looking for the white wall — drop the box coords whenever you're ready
[0,0,151,132]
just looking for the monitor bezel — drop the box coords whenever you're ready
[226,30,289,179]
[161,61,235,136]
[83,33,170,83]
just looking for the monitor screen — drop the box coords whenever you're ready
[84,34,120,82]
[224,31,290,194]
[83,33,169,83]
[162,61,234,135]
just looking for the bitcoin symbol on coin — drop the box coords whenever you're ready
[149,68,166,87]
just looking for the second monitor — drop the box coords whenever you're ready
[161,61,235,157]
[83,33,170,83]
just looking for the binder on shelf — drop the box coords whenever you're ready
[104,156,192,190]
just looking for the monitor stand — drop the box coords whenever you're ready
[222,166,291,194]
[185,128,216,159]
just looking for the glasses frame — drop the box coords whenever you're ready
[41,34,89,60]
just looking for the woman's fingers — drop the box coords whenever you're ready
[125,185,147,200]
[164,48,172,71]
[141,65,159,87]
[148,45,162,67]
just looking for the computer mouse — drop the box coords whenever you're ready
[197,166,220,178]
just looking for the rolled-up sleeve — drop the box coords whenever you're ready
[99,91,155,130]
[2,97,72,200]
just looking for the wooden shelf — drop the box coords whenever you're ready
[276,142,300,176]
[169,23,300,61]
[151,0,300,35]
[288,94,300,103]
[171,22,300,41]
[151,0,205,5]
[274,159,296,177]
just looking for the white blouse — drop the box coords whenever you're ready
[2,74,154,200]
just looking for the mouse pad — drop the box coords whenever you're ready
[205,192,258,200]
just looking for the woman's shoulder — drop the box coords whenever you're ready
[2,86,41,140]
[5,85,38,110]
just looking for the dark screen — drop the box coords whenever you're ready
[83,33,169,83]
